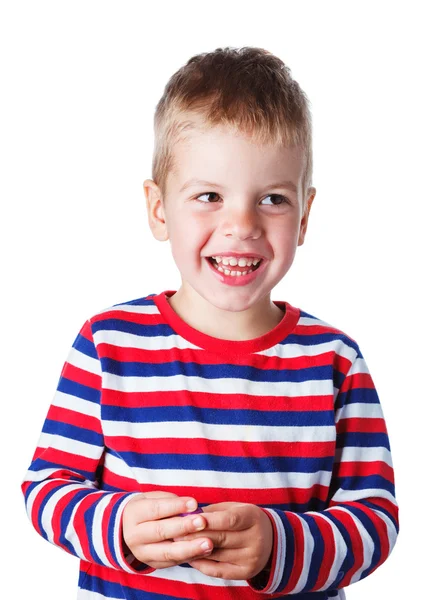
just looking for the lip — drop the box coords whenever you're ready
[205,251,267,260]
[204,256,268,286]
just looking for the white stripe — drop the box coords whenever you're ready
[51,390,101,418]
[291,516,315,593]
[90,494,113,567]
[338,402,385,420]
[265,509,286,594]
[330,487,397,506]
[103,420,336,443]
[94,303,159,316]
[348,357,370,376]
[104,452,333,490]
[96,328,202,351]
[146,565,246,586]
[373,507,399,555]
[103,371,332,398]
[94,323,359,362]
[35,432,103,461]
[41,483,89,543]
[305,511,348,590]
[335,445,393,467]
[69,347,102,377]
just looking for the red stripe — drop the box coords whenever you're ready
[106,436,335,458]
[333,460,394,483]
[83,560,264,598]
[73,493,102,563]
[340,371,375,392]
[329,507,364,587]
[30,479,64,535]
[61,362,101,390]
[52,487,86,550]
[284,512,305,592]
[312,515,335,590]
[47,405,101,433]
[102,387,333,411]
[34,446,99,474]
[354,502,390,570]
[336,417,387,434]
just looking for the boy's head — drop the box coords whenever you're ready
[144,46,316,321]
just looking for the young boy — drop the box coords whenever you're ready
[22,46,399,599]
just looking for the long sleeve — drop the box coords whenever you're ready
[21,319,152,575]
[248,343,399,595]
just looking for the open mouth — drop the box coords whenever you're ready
[206,257,263,274]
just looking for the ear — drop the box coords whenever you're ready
[143,179,169,241]
[298,187,316,246]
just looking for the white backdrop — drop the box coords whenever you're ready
[1,1,441,598]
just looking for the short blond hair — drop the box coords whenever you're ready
[152,46,313,206]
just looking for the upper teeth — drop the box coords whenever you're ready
[211,256,261,267]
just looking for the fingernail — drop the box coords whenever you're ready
[186,500,197,511]
[200,541,211,551]
[193,516,205,530]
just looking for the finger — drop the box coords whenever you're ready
[130,495,200,525]
[189,558,247,580]
[199,509,252,532]
[136,513,208,544]
[173,530,243,549]
[139,538,213,565]
[196,546,248,563]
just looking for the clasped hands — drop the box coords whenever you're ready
[122,491,273,580]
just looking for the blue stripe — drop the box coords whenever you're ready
[336,431,391,449]
[101,356,333,383]
[335,388,381,410]
[345,504,382,578]
[275,508,296,593]
[360,499,399,533]
[43,419,103,447]
[57,376,101,404]
[101,405,334,426]
[322,511,355,587]
[71,330,98,360]
[303,514,325,591]
[59,488,94,556]
[92,318,175,338]
[108,449,334,474]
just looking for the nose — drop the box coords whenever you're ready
[221,202,263,240]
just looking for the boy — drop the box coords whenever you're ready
[22,46,399,599]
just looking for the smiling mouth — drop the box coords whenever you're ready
[206,257,263,274]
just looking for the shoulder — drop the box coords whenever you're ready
[87,293,159,325]
[293,305,362,362]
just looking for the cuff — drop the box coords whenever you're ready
[247,508,280,594]
[111,492,156,575]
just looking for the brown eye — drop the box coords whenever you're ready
[196,192,220,203]
[262,194,288,206]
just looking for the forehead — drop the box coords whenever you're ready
[169,125,305,189]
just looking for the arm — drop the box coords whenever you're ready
[248,343,399,595]
[21,319,152,575]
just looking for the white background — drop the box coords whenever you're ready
[1,1,441,598]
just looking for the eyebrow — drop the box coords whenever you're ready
[179,178,299,195]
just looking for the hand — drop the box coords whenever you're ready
[174,502,273,580]
[122,491,214,569]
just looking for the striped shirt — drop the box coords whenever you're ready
[22,289,399,599]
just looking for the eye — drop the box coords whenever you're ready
[195,192,289,206]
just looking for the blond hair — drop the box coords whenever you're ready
[152,46,313,206]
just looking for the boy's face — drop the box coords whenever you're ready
[144,123,315,327]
